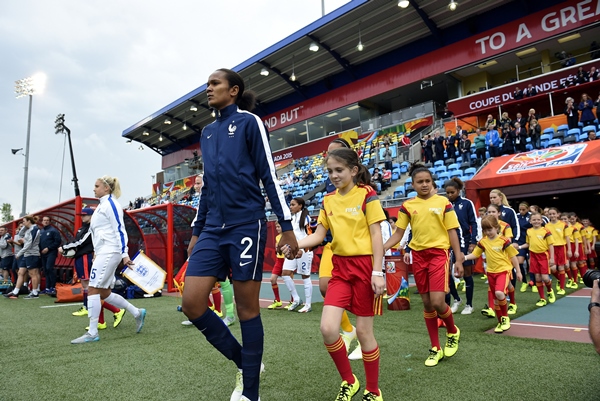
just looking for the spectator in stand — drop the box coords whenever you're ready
[459,132,471,165]
[579,93,596,126]
[383,143,394,171]
[513,122,527,153]
[39,216,61,295]
[400,134,411,161]
[285,190,293,205]
[526,108,539,130]
[306,170,315,185]
[474,128,487,166]
[513,87,523,100]
[423,134,434,163]
[370,168,382,194]
[0,227,14,285]
[381,167,392,191]
[589,66,599,82]
[523,83,537,97]
[588,131,598,140]
[265,197,272,212]
[499,112,511,133]
[576,66,589,85]
[445,129,457,159]
[440,106,454,119]
[565,97,579,130]
[433,130,445,161]
[485,114,497,130]
[4,215,41,299]
[501,124,516,155]
[513,112,526,129]
[486,124,501,157]
[528,119,542,150]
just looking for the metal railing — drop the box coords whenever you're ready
[360,101,435,132]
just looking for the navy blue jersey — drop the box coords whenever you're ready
[192,104,292,235]
[516,212,532,244]
[451,196,478,247]
[499,205,520,243]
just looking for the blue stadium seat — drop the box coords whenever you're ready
[435,165,447,173]
[578,133,589,142]
[407,191,418,198]
[567,128,580,140]
[464,167,477,177]
[434,160,444,167]
[447,163,459,172]
[450,170,463,178]
[394,187,405,198]
[540,133,552,148]
[583,125,596,134]
[542,127,555,136]
[547,138,562,148]
[307,205,315,212]
[556,124,569,137]
[438,172,450,180]
[392,172,399,180]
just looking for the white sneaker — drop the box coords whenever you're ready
[231,363,265,401]
[287,299,302,311]
[297,304,312,313]
[181,320,193,326]
[450,299,463,313]
[223,316,236,326]
[71,332,99,344]
[461,305,474,315]
[341,326,357,352]
[348,342,363,360]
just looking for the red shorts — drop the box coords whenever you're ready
[577,243,587,262]
[272,258,284,276]
[591,249,598,258]
[529,251,550,275]
[325,255,382,317]
[487,271,510,295]
[411,248,449,294]
[554,245,567,266]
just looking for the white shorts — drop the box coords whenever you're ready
[282,250,313,276]
[89,253,120,289]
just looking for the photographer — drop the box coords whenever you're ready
[589,276,600,354]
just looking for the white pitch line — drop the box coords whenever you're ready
[511,322,588,331]
[40,303,82,308]
[566,295,591,298]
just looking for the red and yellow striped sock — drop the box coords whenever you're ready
[498,298,508,317]
[424,310,441,349]
[536,282,545,299]
[325,336,354,384]
[271,284,280,302]
[362,346,380,396]
[439,306,457,335]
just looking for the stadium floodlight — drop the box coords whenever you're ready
[398,1,409,8]
[309,42,319,52]
[14,72,46,217]
[290,56,297,82]
[260,68,269,76]
[357,26,364,52]
[164,118,171,124]
[448,0,458,11]
[189,105,198,112]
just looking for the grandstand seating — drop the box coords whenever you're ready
[540,133,552,148]
[547,138,562,148]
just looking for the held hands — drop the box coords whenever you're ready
[278,231,300,260]
[403,252,411,265]
[371,275,385,296]
[454,253,465,278]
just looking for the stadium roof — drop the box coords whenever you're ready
[122,0,566,156]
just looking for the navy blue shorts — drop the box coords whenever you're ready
[24,255,40,269]
[1,256,13,269]
[451,245,474,267]
[517,247,529,258]
[187,220,267,282]
[18,256,26,268]
[74,254,93,280]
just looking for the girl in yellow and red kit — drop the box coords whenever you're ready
[545,208,568,295]
[563,213,581,289]
[521,213,555,307]
[283,147,386,401]
[569,213,589,283]
[483,204,519,317]
[383,163,463,368]
[582,218,598,270]
[464,215,520,333]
